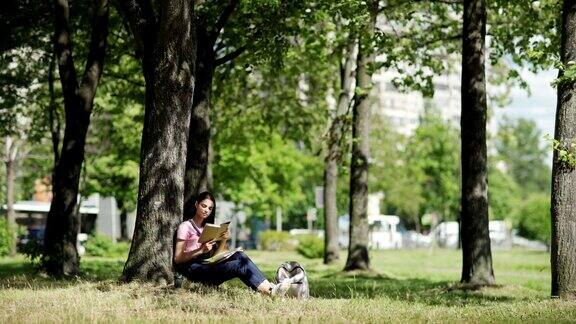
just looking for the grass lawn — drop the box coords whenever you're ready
[1,248,574,323]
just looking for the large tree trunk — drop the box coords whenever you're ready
[5,137,17,256]
[121,0,197,284]
[460,0,495,286]
[551,0,576,300]
[344,4,377,272]
[183,24,214,217]
[324,41,356,265]
[42,0,109,276]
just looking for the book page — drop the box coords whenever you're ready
[202,247,243,264]
[198,224,222,244]
[198,222,230,243]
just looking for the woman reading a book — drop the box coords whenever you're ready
[174,191,289,296]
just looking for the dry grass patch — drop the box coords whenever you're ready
[1,249,575,323]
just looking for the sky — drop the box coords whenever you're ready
[492,69,557,140]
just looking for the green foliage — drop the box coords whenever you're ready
[295,234,324,259]
[488,0,560,73]
[369,113,460,229]
[20,240,43,263]
[545,134,576,170]
[214,129,322,222]
[0,217,14,256]
[369,116,424,227]
[83,29,143,214]
[84,234,130,257]
[514,193,551,245]
[407,113,461,221]
[496,118,551,195]
[258,230,295,251]
[488,167,521,221]
[552,61,576,87]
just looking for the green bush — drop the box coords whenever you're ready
[20,239,43,262]
[296,234,324,259]
[259,230,295,251]
[0,217,14,256]
[515,193,551,245]
[85,234,130,257]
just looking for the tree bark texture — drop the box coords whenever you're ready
[551,0,576,300]
[48,53,61,165]
[183,24,214,218]
[344,5,377,272]
[183,0,239,218]
[324,41,356,265]
[42,0,109,276]
[460,0,495,286]
[116,199,128,240]
[5,137,17,256]
[121,0,197,283]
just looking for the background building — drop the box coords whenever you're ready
[371,68,461,135]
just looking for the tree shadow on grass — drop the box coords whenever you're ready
[2,258,516,307]
[0,258,124,289]
[309,270,514,306]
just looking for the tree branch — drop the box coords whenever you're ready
[214,45,246,66]
[79,0,110,108]
[113,0,154,58]
[53,0,79,103]
[210,0,240,46]
[103,71,145,87]
[379,0,462,13]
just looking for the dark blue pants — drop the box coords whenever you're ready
[176,251,266,290]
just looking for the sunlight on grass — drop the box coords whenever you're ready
[0,249,574,323]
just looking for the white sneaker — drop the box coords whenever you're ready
[270,281,291,297]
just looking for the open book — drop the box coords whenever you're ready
[202,247,244,264]
[198,222,230,244]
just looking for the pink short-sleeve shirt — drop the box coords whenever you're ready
[176,220,203,253]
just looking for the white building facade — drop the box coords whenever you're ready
[371,68,461,135]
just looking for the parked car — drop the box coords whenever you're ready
[17,225,88,256]
[433,220,513,249]
[433,221,459,248]
[402,230,432,248]
[339,214,403,249]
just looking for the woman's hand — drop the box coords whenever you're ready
[199,240,216,253]
[219,229,231,240]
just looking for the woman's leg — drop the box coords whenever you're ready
[214,251,267,289]
[177,252,268,290]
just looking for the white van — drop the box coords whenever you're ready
[338,214,403,249]
[433,220,512,249]
[368,215,403,249]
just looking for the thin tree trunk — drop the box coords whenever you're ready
[183,1,239,217]
[42,0,109,276]
[324,41,356,265]
[122,0,197,284]
[344,4,377,272]
[183,25,214,217]
[5,137,17,256]
[551,0,576,300]
[460,0,494,286]
[48,52,61,166]
[116,199,128,240]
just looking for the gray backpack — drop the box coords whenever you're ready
[275,261,310,299]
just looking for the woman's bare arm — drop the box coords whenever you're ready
[174,239,215,264]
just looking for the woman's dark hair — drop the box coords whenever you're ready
[192,191,216,225]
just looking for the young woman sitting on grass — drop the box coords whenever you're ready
[173,191,289,296]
